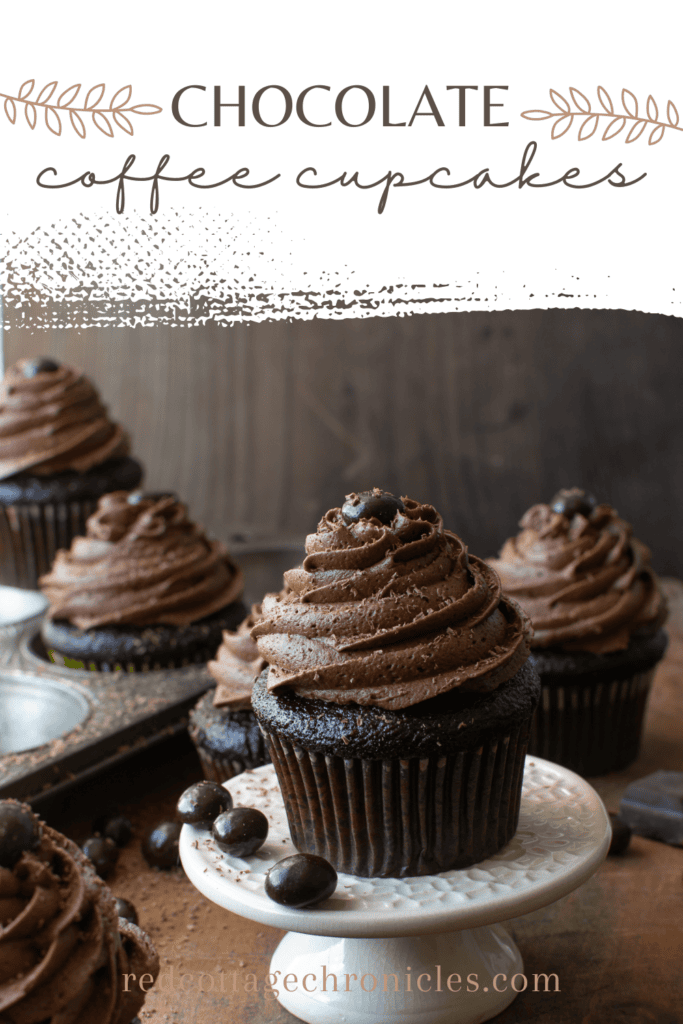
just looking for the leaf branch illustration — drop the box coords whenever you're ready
[0,81,162,138]
[522,87,681,144]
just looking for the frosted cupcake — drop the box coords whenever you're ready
[0,799,158,1021]
[188,605,271,782]
[489,488,668,776]
[0,357,142,588]
[252,489,539,878]
[38,491,246,671]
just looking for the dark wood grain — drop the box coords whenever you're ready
[5,307,682,575]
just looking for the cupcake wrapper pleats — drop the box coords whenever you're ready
[261,719,531,877]
[0,500,98,589]
[528,668,655,776]
[192,745,272,785]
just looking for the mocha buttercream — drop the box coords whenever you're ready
[209,606,267,710]
[40,492,244,629]
[0,360,130,480]
[252,495,531,710]
[489,497,667,653]
[0,811,158,1023]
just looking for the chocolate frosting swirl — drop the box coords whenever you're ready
[0,809,158,1023]
[0,360,130,480]
[488,497,667,653]
[252,495,531,710]
[40,492,244,629]
[209,605,267,710]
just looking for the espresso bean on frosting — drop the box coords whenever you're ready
[0,358,131,479]
[252,494,531,710]
[39,492,244,630]
[489,496,667,652]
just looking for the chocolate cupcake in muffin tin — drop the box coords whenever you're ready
[39,491,247,671]
[489,488,668,776]
[189,606,272,782]
[252,489,539,878]
[0,357,143,588]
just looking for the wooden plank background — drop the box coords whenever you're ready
[5,307,682,575]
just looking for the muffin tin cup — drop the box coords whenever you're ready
[260,719,532,878]
[528,667,656,777]
[0,500,99,589]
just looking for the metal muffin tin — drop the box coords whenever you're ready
[0,543,305,802]
[0,632,215,801]
[0,586,49,665]
[0,674,91,755]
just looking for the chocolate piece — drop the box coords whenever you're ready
[177,781,233,827]
[115,896,139,925]
[550,487,597,518]
[142,821,181,868]
[342,488,405,526]
[21,356,60,377]
[265,854,337,908]
[0,800,41,867]
[608,813,632,856]
[620,771,683,846]
[82,835,119,878]
[212,807,268,857]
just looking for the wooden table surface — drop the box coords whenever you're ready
[41,581,683,1024]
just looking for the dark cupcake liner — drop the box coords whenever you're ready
[528,666,656,776]
[0,499,99,589]
[191,741,270,784]
[261,719,531,877]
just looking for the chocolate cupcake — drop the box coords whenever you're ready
[188,606,271,782]
[38,491,247,671]
[251,489,539,878]
[0,357,143,589]
[489,488,668,776]
[0,799,159,1021]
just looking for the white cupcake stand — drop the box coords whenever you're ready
[181,759,610,1024]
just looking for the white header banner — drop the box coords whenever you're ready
[1,0,681,326]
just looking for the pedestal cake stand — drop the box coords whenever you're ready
[180,758,611,1024]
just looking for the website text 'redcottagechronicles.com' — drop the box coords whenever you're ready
[122,966,561,998]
